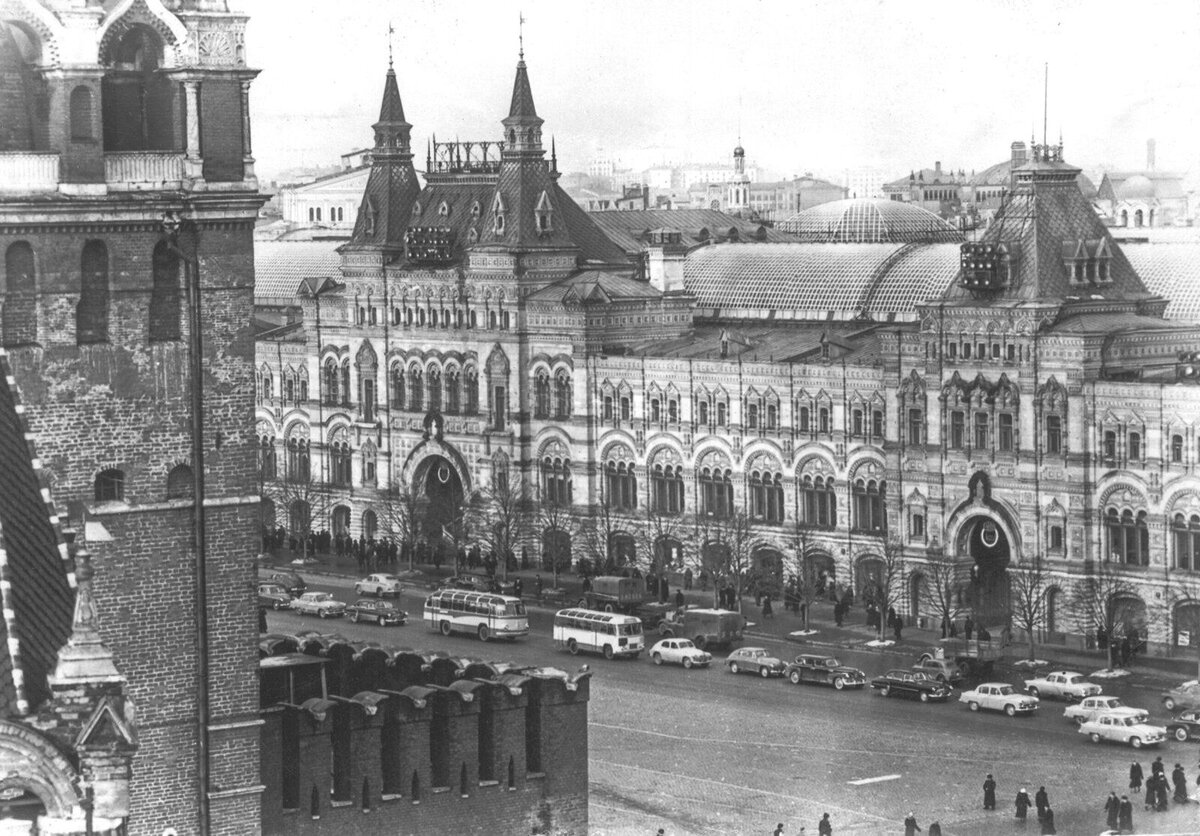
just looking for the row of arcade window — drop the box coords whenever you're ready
[945,341,1018,362]
[1103,509,1200,571]
[533,372,572,420]
[266,435,379,488]
[946,411,1016,452]
[1102,430,1189,465]
[307,206,347,223]
[367,305,511,331]
[3,240,182,348]
[317,360,480,417]
[93,465,194,503]
[257,366,309,405]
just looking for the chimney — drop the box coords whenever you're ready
[1010,141,1027,168]
[935,161,942,176]
[1147,138,1156,171]
[645,229,686,293]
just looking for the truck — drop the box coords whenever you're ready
[581,575,647,613]
[657,607,745,650]
[917,636,1004,680]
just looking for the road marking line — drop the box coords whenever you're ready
[848,774,902,786]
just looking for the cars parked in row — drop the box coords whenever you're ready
[354,574,403,597]
[265,571,306,597]
[959,682,1039,716]
[1166,710,1200,742]
[346,598,407,626]
[725,647,785,678]
[1162,680,1200,712]
[1079,712,1167,748]
[1023,670,1101,702]
[257,582,292,610]
[649,638,711,669]
[290,591,346,618]
[1063,696,1145,726]
[785,654,867,690]
[871,670,953,702]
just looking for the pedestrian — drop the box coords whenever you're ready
[684,567,693,590]
[1154,772,1169,811]
[535,574,543,598]
[773,823,784,836]
[762,597,773,619]
[964,615,973,640]
[1015,787,1032,827]
[817,813,831,835]
[833,601,844,628]
[1039,806,1055,834]
[1129,761,1143,793]
[675,588,685,608]
[1152,755,1165,778]
[656,830,664,836]
[1105,791,1120,830]
[927,823,941,836]
[893,613,903,641]
[1117,794,1133,833]
[903,812,920,836]
[1034,786,1049,821]
[514,577,522,599]
[1172,763,1188,804]
[983,773,997,810]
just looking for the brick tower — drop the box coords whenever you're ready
[0,2,264,834]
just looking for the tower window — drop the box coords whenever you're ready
[70,86,94,140]
[95,469,125,502]
[3,242,37,347]
[149,240,181,342]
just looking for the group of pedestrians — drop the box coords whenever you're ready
[1126,756,1193,819]
[981,774,1058,833]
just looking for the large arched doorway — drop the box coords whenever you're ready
[331,505,351,537]
[752,547,784,598]
[413,455,465,541]
[956,514,1012,628]
[909,572,926,623]
[1174,602,1200,651]
[362,509,378,541]
[654,536,683,572]
[608,532,636,570]
[289,499,311,536]
[542,527,571,572]
[0,786,46,834]
[1110,594,1147,643]
[804,551,836,595]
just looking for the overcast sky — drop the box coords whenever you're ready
[240,0,1200,183]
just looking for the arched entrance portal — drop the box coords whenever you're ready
[752,548,784,597]
[413,455,465,543]
[957,514,1012,629]
[654,536,683,572]
[0,787,46,834]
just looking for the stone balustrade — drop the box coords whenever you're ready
[104,151,185,191]
[0,151,61,193]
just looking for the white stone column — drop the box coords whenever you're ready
[240,79,256,180]
[183,79,204,183]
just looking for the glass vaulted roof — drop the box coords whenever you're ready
[778,198,964,244]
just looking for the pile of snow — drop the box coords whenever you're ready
[789,629,820,638]
[1089,667,1132,679]
[1012,659,1051,668]
[865,639,896,648]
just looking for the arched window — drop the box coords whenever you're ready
[698,400,709,426]
[427,367,442,412]
[1172,513,1200,571]
[259,434,276,479]
[698,467,733,518]
[95,469,125,502]
[604,460,637,510]
[166,464,194,500]
[256,366,272,403]
[1171,434,1184,463]
[1128,431,1142,462]
[357,346,377,421]
[70,85,93,140]
[339,359,351,405]
[408,368,423,412]
[329,430,352,486]
[649,398,661,424]
[650,463,684,515]
[800,475,837,529]
[77,240,109,344]
[391,364,405,409]
[749,470,784,524]
[747,403,759,431]
[283,371,295,404]
[817,406,830,434]
[534,371,551,419]
[464,368,478,415]
[1105,507,1148,566]
[298,366,308,402]
[716,400,727,427]
[541,456,572,506]
[3,242,37,347]
[323,359,339,405]
[445,369,460,414]
[361,441,377,487]
[554,372,571,419]
[852,478,887,533]
[620,395,631,422]
[149,240,181,342]
[798,406,810,434]
[286,436,310,483]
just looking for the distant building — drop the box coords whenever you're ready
[1096,141,1187,228]
[686,147,845,220]
[842,167,888,200]
[277,165,370,231]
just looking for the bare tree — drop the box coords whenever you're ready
[639,503,683,579]
[788,525,820,630]
[1007,554,1053,662]
[473,474,528,583]
[696,508,757,614]
[862,536,906,641]
[1162,568,1200,680]
[374,482,424,572]
[578,486,630,577]
[262,457,336,564]
[920,543,963,639]
[536,488,577,591]
[1070,559,1139,669]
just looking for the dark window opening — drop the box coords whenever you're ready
[77,240,109,344]
[95,468,125,502]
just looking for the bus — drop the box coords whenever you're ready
[552,608,644,659]
[424,589,529,641]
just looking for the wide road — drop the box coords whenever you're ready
[265,577,1200,835]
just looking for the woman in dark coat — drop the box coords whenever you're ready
[1172,763,1189,803]
[1104,791,1120,829]
[1015,788,1032,824]
[1034,786,1049,820]
[1129,761,1143,793]
[983,774,997,810]
[1154,772,1170,811]
[1118,794,1133,832]
[1039,806,1056,834]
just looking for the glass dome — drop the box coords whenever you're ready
[778,198,964,244]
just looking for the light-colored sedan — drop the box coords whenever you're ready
[1022,670,1100,702]
[725,646,786,678]
[959,682,1039,716]
[1078,712,1167,748]
[1064,696,1147,726]
[290,591,347,618]
[649,638,712,669]
[354,573,403,597]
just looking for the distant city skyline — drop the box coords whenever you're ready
[242,0,1200,184]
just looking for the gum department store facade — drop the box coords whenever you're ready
[257,55,1200,659]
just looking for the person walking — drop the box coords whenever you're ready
[903,812,921,836]
[1034,786,1049,821]
[1104,791,1120,830]
[927,823,941,836]
[772,823,784,836]
[1039,806,1056,834]
[675,588,685,608]
[1152,755,1165,779]
[983,773,997,810]
[762,596,774,619]
[1129,761,1143,794]
[1154,771,1170,811]
[1014,787,1032,827]
[1117,794,1134,833]
[817,813,832,835]
[1172,763,1189,803]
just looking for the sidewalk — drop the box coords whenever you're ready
[259,549,1196,688]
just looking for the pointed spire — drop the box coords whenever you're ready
[51,546,122,684]
[502,51,544,155]
[508,56,539,121]
[551,135,557,172]
[378,66,406,125]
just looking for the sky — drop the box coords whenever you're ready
[239,0,1200,184]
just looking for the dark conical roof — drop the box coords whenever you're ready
[507,59,539,121]
[377,67,408,125]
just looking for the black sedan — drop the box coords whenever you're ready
[346,599,408,626]
[871,669,953,702]
[1166,709,1200,742]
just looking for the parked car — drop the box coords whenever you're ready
[1078,712,1167,748]
[1165,709,1200,742]
[346,598,407,626]
[1064,696,1147,726]
[871,670,953,702]
[354,574,403,597]
[959,682,1039,716]
[290,591,346,618]
[649,638,711,669]
[784,654,867,690]
[257,582,292,610]
[1023,670,1101,701]
[1161,681,1200,712]
[265,571,306,597]
[912,657,965,686]
[658,608,746,650]
[448,574,496,593]
[725,647,785,678]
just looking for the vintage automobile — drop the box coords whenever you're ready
[354,573,403,597]
[1165,709,1200,742]
[784,654,867,690]
[1023,670,1101,701]
[1078,712,1167,748]
[725,646,786,678]
[959,682,1039,716]
[257,582,293,610]
[871,670,953,702]
[658,608,745,650]
[346,598,407,626]
[1161,681,1200,712]
[1063,696,1147,726]
[265,571,306,597]
[912,657,965,686]
[290,591,346,618]
[648,638,712,669]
